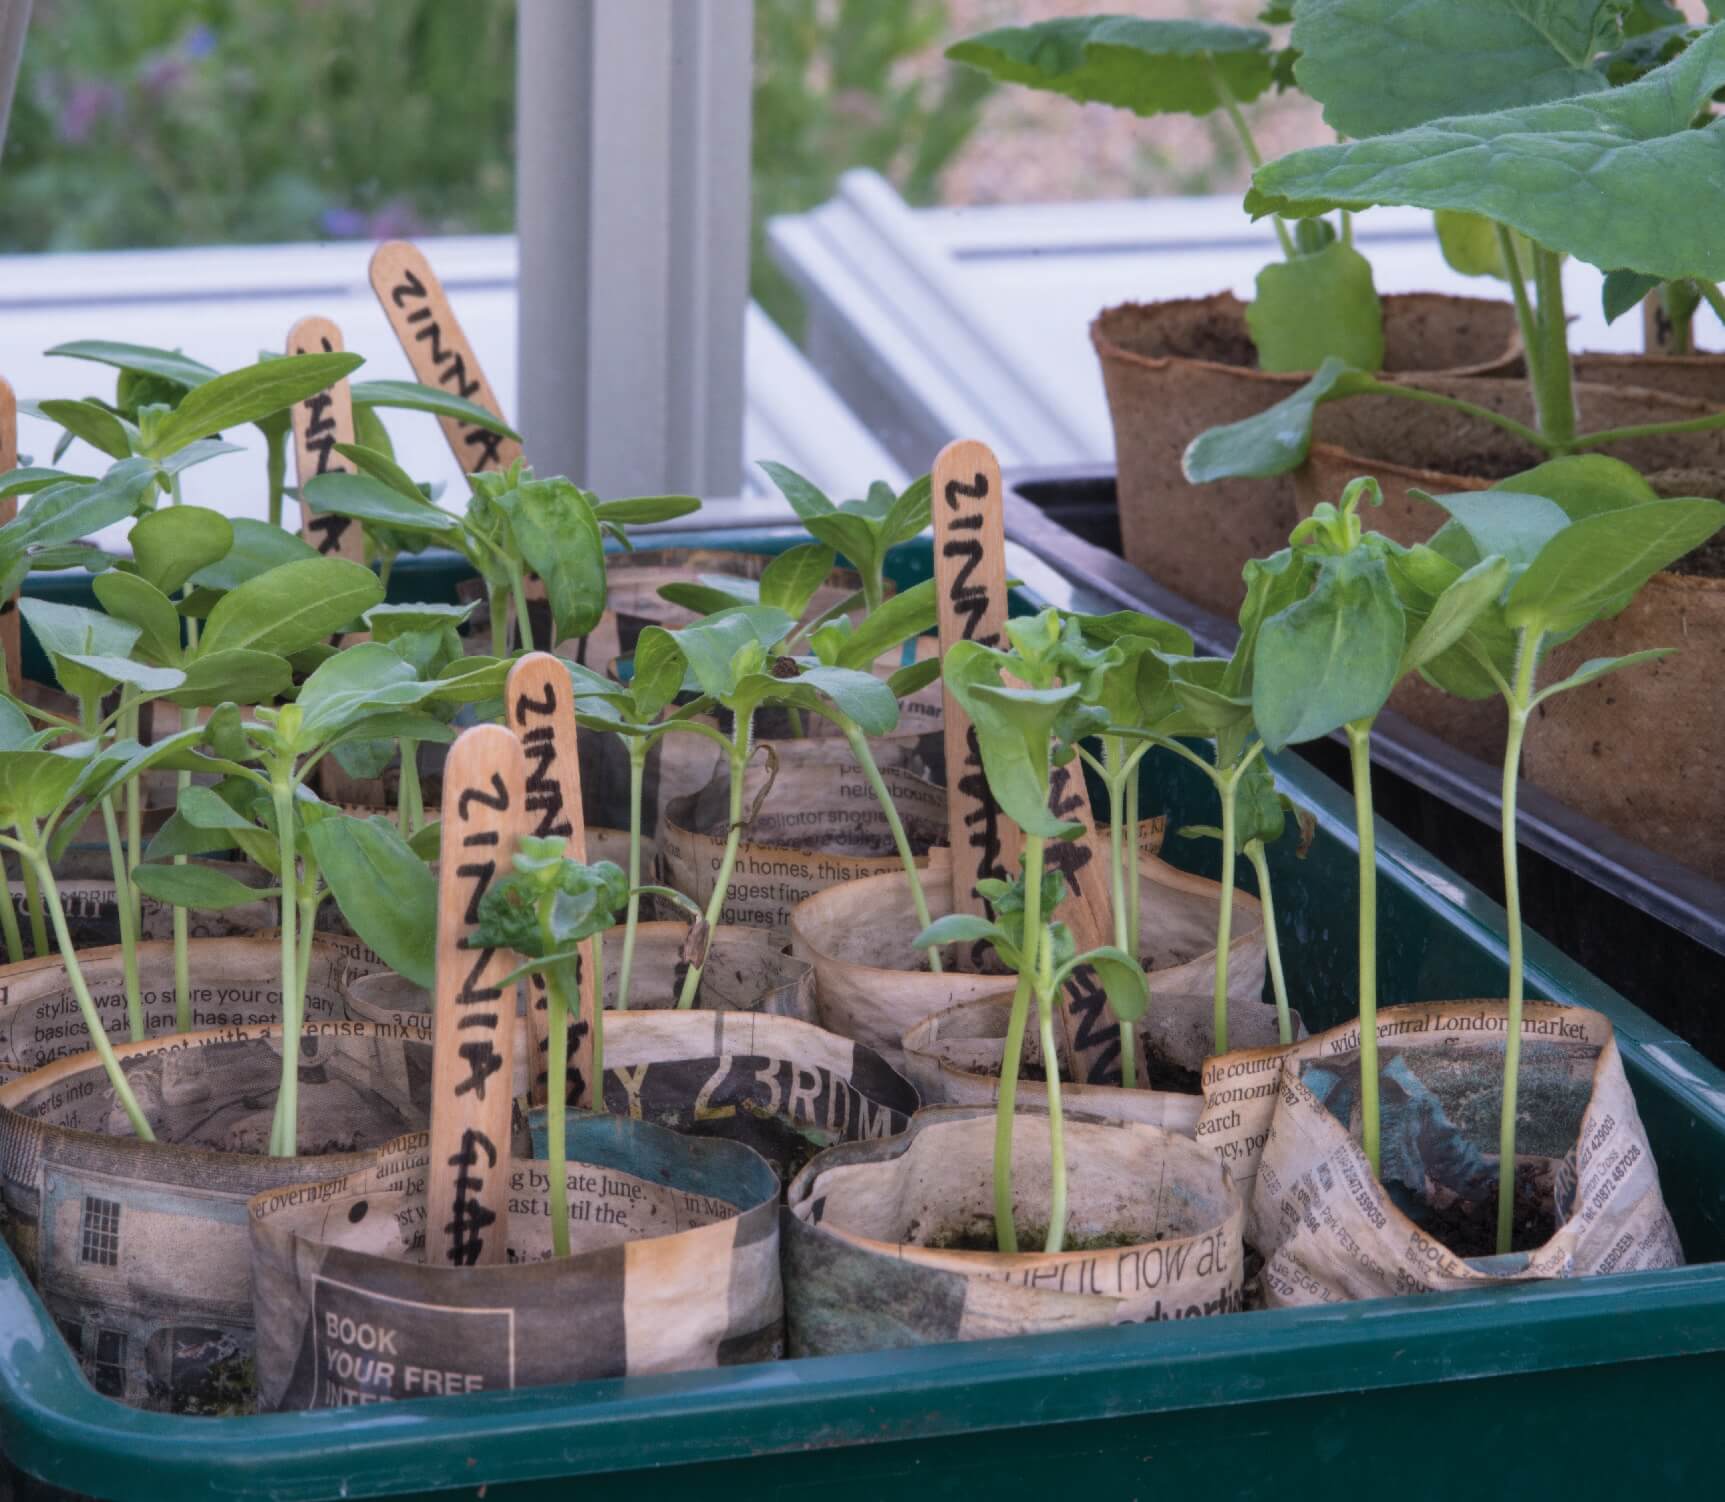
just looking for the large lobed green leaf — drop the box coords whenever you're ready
[1292,0,1624,138]
[1247,25,1725,281]
[947,16,1274,117]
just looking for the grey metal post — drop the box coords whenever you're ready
[516,0,752,499]
[0,0,33,165]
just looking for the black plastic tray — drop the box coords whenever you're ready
[1004,465,1725,1066]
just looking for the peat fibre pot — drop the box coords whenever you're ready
[1295,375,1725,871]
[1092,292,1521,617]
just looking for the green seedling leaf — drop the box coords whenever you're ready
[1061,946,1149,1024]
[1531,648,1674,706]
[0,750,96,828]
[1603,269,1664,324]
[674,607,793,699]
[1399,554,1511,675]
[348,379,521,439]
[177,784,259,832]
[1291,0,1620,138]
[332,442,427,504]
[833,578,938,669]
[169,649,292,708]
[784,664,900,736]
[19,598,140,702]
[365,601,476,642]
[92,572,182,665]
[146,351,363,458]
[1435,210,1542,282]
[155,438,245,478]
[1248,28,1725,281]
[189,517,318,593]
[131,863,269,911]
[888,657,943,701]
[947,16,1274,116]
[307,814,437,988]
[10,458,157,550]
[1491,455,1657,523]
[1254,548,1404,749]
[760,543,837,618]
[293,642,429,743]
[1183,356,1373,482]
[1416,488,1573,576]
[1247,239,1385,373]
[495,477,607,643]
[626,626,688,721]
[130,505,235,596]
[46,340,215,392]
[59,655,185,695]
[1506,497,1725,634]
[590,495,702,526]
[144,813,242,862]
[304,472,458,536]
[199,557,383,658]
[912,913,1010,954]
[0,467,92,498]
[35,399,133,460]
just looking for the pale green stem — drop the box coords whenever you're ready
[1214,768,1238,1056]
[377,553,395,597]
[844,724,941,974]
[265,424,287,530]
[1246,838,1292,1046]
[1205,55,1295,259]
[1531,246,1576,450]
[296,891,319,1010]
[99,799,145,1041]
[173,700,196,1032]
[509,567,536,654]
[268,778,300,1158]
[1573,408,1725,451]
[122,695,142,947]
[1496,629,1541,1256]
[1494,224,1542,398]
[0,851,22,967]
[22,856,47,960]
[541,893,573,1258]
[591,928,605,1092]
[1346,721,1381,1177]
[616,739,647,1012]
[676,716,753,1008]
[24,842,155,1140]
[398,740,423,837]
[1036,934,1067,1255]
[1102,737,1135,1090]
[993,833,1043,1255]
[1126,774,1142,967]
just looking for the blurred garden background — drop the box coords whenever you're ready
[0,0,1330,331]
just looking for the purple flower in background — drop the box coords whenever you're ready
[367,198,425,240]
[321,205,368,239]
[138,53,189,99]
[56,80,120,143]
[183,25,217,59]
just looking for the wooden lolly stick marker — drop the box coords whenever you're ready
[506,652,599,1112]
[427,723,530,1268]
[931,439,1129,1087]
[369,240,523,475]
[933,439,1022,968]
[286,317,367,563]
[0,378,18,694]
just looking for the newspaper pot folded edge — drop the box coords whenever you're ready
[1195,998,1684,1307]
[248,1110,784,1410]
[791,850,1270,1072]
[783,1104,1246,1356]
[0,1004,436,1411]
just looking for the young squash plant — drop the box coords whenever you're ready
[1186,22,1725,486]
[945,9,1385,374]
[914,606,1147,1254]
[472,844,630,1258]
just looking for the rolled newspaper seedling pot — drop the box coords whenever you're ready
[0,1010,435,1412]
[9,855,276,954]
[249,1110,782,1410]
[783,1106,1245,1355]
[1195,1000,1683,1307]
[661,758,948,944]
[347,941,916,1189]
[1092,292,1522,618]
[0,935,385,1085]
[902,996,1227,1135]
[792,845,1270,1074]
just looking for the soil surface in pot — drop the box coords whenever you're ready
[1405,1162,1558,1259]
[972,1052,1200,1095]
[920,1222,1157,1253]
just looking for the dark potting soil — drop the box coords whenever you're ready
[1674,530,1725,579]
[1156,313,1259,369]
[923,1223,1155,1253]
[1405,1162,1557,1260]
[974,1052,1199,1093]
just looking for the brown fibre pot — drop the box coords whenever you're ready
[1092,292,1522,619]
[1294,376,1725,876]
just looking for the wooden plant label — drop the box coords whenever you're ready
[427,723,529,1268]
[369,240,522,474]
[931,439,1127,1087]
[506,651,598,1112]
[933,439,1022,965]
[286,317,366,563]
[0,377,18,694]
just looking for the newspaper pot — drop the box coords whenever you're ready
[0,934,385,1086]
[7,852,275,954]
[784,1106,1244,1355]
[661,756,947,944]
[792,847,1270,1074]
[1295,379,1725,865]
[1196,1000,1682,1306]
[899,993,1287,1135]
[1092,292,1521,617]
[248,1110,783,1410]
[0,1007,434,1412]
